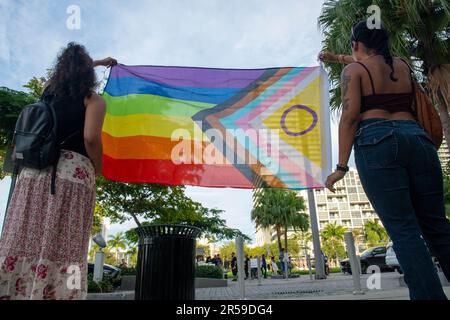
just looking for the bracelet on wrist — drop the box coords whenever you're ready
[336,164,349,173]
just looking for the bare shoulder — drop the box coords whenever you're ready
[393,57,411,71]
[84,93,106,110]
[341,63,362,79]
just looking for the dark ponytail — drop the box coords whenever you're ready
[351,21,398,82]
[379,42,397,81]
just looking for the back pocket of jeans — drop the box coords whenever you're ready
[356,129,398,169]
[416,132,440,168]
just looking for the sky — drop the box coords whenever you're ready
[0,0,353,242]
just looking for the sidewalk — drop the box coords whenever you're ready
[290,287,450,300]
[88,272,450,300]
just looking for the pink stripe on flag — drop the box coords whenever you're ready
[235,67,317,126]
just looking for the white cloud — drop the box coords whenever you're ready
[0,0,350,242]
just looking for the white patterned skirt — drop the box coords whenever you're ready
[0,150,96,300]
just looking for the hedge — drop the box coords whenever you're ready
[195,265,223,279]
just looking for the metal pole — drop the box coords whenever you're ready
[284,251,289,280]
[344,232,364,295]
[307,189,326,279]
[93,250,105,283]
[235,236,245,300]
[306,252,313,281]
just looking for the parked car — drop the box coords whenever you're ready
[385,242,403,274]
[340,246,395,274]
[385,241,443,275]
[87,263,122,288]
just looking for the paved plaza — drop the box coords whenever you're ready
[88,271,450,300]
[195,272,406,300]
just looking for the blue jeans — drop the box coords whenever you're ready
[354,118,450,300]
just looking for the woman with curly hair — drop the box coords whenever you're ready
[0,42,117,300]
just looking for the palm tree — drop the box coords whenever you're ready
[319,0,450,145]
[364,220,389,247]
[124,239,138,267]
[108,232,127,265]
[280,191,310,251]
[252,188,309,253]
[290,230,312,268]
[320,222,347,267]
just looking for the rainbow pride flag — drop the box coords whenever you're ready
[102,64,331,189]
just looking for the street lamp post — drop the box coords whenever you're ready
[307,189,326,279]
[236,236,246,300]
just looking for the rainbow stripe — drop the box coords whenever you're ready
[102,64,331,189]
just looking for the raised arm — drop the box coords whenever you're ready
[318,52,355,65]
[93,57,118,68]
[84,93,106,175]
[325,63,361,192]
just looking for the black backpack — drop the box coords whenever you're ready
[12,94,59,194]
[12,94,79,194]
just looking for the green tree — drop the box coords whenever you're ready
[364,219,389,247]
[0,87,36,178]
[0,76,51,177]
[97,177,248,241]
[290,230,313,262]
[125,239,138,267]
[320,222,347,266]
[319,0,450,144]
[107,232,127,265]
[23,76,47,99]
[91,203,106,236]
[252,188,309,253]
[218,241,236,264]
[245,246,266,257]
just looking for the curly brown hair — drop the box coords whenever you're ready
[48,42,97,101]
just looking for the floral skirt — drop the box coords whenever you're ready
[0,150,96,300]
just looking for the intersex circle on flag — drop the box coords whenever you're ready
[280,104,318,136]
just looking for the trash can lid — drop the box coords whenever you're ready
[135,224,201,239]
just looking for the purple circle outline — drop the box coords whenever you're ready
[280,105,318,136]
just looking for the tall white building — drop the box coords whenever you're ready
[301,169,379,230]
[255,227,273,247]
[254,168,379,246]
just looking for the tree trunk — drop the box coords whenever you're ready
[428,64,450,155]
[275,225,282,253]
[130,212,142,228]
[284,226,288,252]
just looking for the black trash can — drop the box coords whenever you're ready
[134,224,201,300]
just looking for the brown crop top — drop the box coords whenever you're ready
[357,61,415,115]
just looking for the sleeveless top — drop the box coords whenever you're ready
[42,87,88,157]
[356,61,415,115]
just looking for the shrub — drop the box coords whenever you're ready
[87,274,115,293]
[119,267,137,276]
[195,265,223,279]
